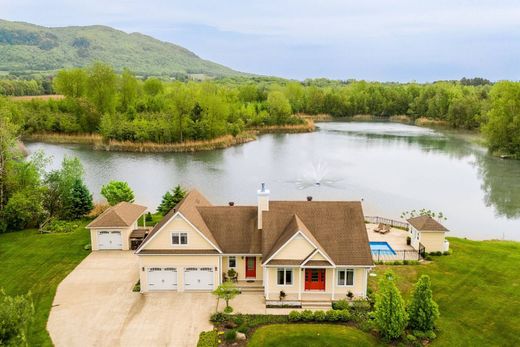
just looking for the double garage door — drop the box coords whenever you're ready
[147,266,213,291]
[97,231,122,250]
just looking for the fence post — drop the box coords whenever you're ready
[377,250,380,262]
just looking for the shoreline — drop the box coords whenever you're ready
[22,119,315,153]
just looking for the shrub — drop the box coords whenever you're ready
[325,309,340,322]
[425,330,437,340]
[351,299,372,313]
[406,334,417,343]
[83,243,91,250]
[210,312,227,323]
[288,310,302,322]
[237,325,249,334]
[413,330,426,339]
[0,290,34,346]
[132,280,140,292]
[301,309,314,322]
[314,310,326,321]
[232,315,244,326]
[424,255,433,261]
[44,219,81,233]
[374,271,408,340]
[223,329,236,342]
[337,309,351,322]
[197,330,219,347]
[223,306,233,314]
[346,291,354,300]
[407,275,439,332]
[358,319,375,333]
[392,260,403,265]
[443,250,452,255]
[332,299,349,310]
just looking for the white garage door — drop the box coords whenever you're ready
[147,267,178,291]
[97,231,122,250]
[184,267,214,291]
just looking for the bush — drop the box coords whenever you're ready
[325,309,340,322]
[83,243,91,250]
[231,315,244,326]
[0,290,34,345]
[407,275,439,332]
[210,312,227,323]
[132,280,140,292]
[223,329,236,342]
[44,219,81,233]
[358,319,375,333]
[406,334,417,343]
[197,330,219,347]
[424,255,433,261]
[443,250,452,255]
[351,299,372,313]
[314,310,326,322]
[337,309,351,322]
[425,330,437,340]
[288,310,302,322]
[237,325,249,334]
[332,299,350,310]
[301,309,314,322]
[392,260,403,265]
[223,306,233,314]
[374,271,408,340]
[413,330,426,339]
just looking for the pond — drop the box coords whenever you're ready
[25,122,520,241]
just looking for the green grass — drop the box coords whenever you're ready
[370,237,520,346]
[0,223,91,346]
[248,324,381,347]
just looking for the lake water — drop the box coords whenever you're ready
[26,122,520,241]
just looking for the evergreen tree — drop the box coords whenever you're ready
[374,271,408,340]
[157,185,186,215]
[65,179,93,219]
[407,275,440,332]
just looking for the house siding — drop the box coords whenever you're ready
[273,235,315,260]
[420,231,446,253]
[89,226,134,251]
[222,256,263,281]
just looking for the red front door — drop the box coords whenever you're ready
[305,269,326,290]
[245,257,256,278]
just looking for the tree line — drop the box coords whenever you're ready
[0,63,519,157]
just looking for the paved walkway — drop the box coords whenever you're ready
[47,251,214,347]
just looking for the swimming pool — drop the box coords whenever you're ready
[369,241,397,255]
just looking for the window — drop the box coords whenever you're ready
[228,256,236,268]
[337,269,354,286]
[172,232,188,245]
[277,268,293,285]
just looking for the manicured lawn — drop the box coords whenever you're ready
[370,237,520,346]
[248,324,381,347]
[0,223,91,346]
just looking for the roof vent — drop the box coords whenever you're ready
[307,196,313,201]
[228,202,235,206]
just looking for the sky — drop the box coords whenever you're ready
[2,0,520,81]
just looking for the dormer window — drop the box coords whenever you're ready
[172,232,188,245]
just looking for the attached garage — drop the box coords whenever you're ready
[184,267,214,291]
[147,267,178,291]
[97,231,122,250]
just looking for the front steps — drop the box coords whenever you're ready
[301,300,332,310]
[238,285,264,293]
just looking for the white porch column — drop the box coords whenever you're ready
[332,268,335,300]
[265,266,269,300]
[298,268,302,300]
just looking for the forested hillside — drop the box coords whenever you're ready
[0,19,241,77]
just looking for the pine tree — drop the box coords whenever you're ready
[66,179,93,219]
[407,275,439,332]
[157,185,186,216]
[374,271,408,340]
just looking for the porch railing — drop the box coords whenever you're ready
[372,249,423,263]
[365,216,409,230]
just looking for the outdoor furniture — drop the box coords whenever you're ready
[374,223,384,233]
[379,224,391,234]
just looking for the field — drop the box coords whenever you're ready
[0,223,91,346]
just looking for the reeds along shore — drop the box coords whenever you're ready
[21,119,315,153]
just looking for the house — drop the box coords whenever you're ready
[135,185,374,304]
[86,202,148,250]
[407,215,449,253]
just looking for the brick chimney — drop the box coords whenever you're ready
[257,183,270,229]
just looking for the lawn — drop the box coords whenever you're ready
[0,222,91,346]
[248,324,381,347]
[370,237,520,346]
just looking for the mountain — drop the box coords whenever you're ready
[0,19,243,77]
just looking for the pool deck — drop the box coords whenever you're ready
[366,223,420,262]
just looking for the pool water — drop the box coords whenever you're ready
[369,241,397,255]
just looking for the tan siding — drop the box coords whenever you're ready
[420,232,446,253]
[273,234,315,260]
[138,255,219,292]
[142,215,215,250]
[266,267,302,298]
[222,256,263,281]
[332,268,366,298]
[309,252,326,261]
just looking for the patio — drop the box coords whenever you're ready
[366,223,420,262]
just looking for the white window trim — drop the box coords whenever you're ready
[171,232,188,246]
[276,268,293,286]
[228,256,237,268]
[336,268,354,287]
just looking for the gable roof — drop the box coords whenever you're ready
[262,201,372,266]
[407,215,448,232]
[136,189,222,253]
[86,202,146,228]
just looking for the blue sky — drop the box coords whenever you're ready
[2,0,520,81]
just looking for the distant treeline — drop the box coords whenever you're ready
[0,64,518,157]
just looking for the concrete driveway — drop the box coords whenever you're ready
[48,251,215,347]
